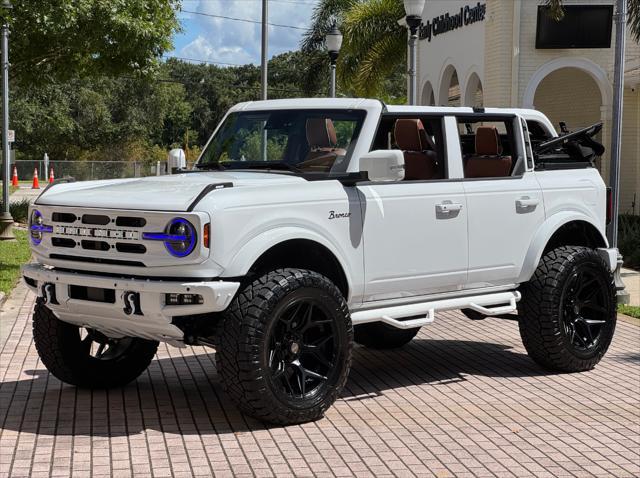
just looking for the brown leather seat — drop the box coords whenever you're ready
[394,119,440,180]
[301,118,346,171]
[464,126,512,178]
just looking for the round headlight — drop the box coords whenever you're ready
[30,210,44,245]
[164,218,196,257]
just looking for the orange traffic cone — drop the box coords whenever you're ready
[11,166,18,187]
[32,168,40,189]
[49,167,55,183]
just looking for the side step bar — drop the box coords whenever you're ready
[351,291,521,329]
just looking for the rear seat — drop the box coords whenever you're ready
[464,126,512,178]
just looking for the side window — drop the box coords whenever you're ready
[457,117,517,179]
[371,116,447,181]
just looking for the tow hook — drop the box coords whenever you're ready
[123,291,143,316]
[42,283,58,305]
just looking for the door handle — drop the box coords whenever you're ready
[516,197,539,208]
[436,202,463,214]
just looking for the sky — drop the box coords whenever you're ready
[170,0,320,67]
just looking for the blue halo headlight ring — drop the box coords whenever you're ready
[143,218,197,257]
[29,210,52,245]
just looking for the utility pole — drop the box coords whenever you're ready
[260,0,268,101]
[0,0,13,241]
[260,0,268,161]
[608,0,629,302]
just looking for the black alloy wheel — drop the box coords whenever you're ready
[267,296,338,402]
[560,264,610,355]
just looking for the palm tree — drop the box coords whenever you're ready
[302,0,405,98]
[302,0,640,98]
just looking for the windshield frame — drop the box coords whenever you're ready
[195,108,368,175]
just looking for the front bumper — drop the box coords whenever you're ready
[22,263,240,346]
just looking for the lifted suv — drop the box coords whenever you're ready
[23,99,618,425]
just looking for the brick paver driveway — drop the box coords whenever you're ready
[1,284,639,477]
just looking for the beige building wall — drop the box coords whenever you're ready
[482,0,515,107]
[620,88,639,214]
[533,68,602,131]
[419,0,639,213]
[483,0,639,213]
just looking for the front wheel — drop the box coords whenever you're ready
[518,246,616,372]
[216,269,353,425]
[32,301,159,388]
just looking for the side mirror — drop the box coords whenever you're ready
[168,148,186,174]
[359,150,405,182]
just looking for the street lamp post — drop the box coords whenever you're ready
[403,0,425,106]
[0,0,13,241]
[326,24,343,98]
[608,0,629,303]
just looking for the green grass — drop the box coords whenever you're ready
[618,304,640,319]
[0,229,31,295]
[0,184,18,197]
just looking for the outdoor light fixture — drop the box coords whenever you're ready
[403,0,425,20]
[326,23,343,98]
[143,218,197,257]
[403,0,425,106]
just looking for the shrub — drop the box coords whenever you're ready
[618,214,640,270]
[0,199,30,224]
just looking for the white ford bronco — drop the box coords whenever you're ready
[23,98,619,425]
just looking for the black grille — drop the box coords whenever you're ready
[116,216,146,228]
[50,254,145,267]
[81,214,111,225]
[81,240,110,251]
[69,285,116,303]
[52,212,77,223]
[52,237,76,248]
[116,243,146,254]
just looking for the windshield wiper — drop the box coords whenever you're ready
[194,162,226,171]
[225,162,301,173]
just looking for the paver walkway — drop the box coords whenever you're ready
[1,282,639,478]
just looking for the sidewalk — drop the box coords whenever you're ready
[8,185,41,204]
[622,268,640,306]
[1,281,639,478]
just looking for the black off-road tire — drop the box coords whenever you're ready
[216,268,353,425]
[518,246,616,372]
[354,323,420,349]
[33,301,159,388]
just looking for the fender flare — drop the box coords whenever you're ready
[517,212,608,283]
[220,226,355,291]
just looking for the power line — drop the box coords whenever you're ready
[180,9,308,31]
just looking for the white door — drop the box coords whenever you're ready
[463,172,545,288]
[359,181,468,302]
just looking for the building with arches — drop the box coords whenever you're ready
[416,0,639,214]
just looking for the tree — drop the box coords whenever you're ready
[302,0,405,98]
[1,0,181,85]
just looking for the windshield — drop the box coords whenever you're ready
[197,109,366,173]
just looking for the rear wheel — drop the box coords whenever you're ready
[216,269,352,425]
[354,322,420,349]
[518,246,616,372]
[32,300,158,388]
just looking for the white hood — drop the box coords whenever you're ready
[35,171,305,211]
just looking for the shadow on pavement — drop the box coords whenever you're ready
[0,338,547,437]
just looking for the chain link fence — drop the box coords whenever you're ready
[10,160,197,182]
[10,160,163,182]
